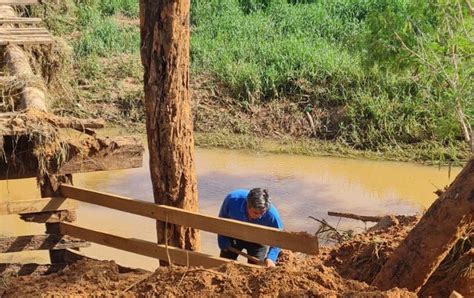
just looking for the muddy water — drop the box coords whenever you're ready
[0,149,461,270]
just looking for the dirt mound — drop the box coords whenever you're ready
[2,259,145,297]
[324,215,473,296]
[324,215,420,284]
[420,246,474,297]
[4,215,472,297]
[2,256,414,297]
[132,259,413,297]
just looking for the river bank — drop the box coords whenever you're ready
[16,0,471,165]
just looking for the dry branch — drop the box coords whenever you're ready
[328,211,383,223]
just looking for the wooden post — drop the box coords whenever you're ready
[140,0,200,261]
[40,174,73,264]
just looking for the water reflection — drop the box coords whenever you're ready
[0,148,460,270]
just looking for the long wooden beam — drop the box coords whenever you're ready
[60,185,319,255]
[59,223,258,269]
[0,234,90,253]
[0,197,76,215]
[0,37,53,45]
[0,17,42,24]
[0,0,38,4]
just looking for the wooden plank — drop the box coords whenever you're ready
[0,38,53,45]
[0,35,52,40]
[0,26,46,30]
[59,223,258,269]
[0,197,76,215]
[0,32,50,36]
[60,185,319,255]
[0,17,42,24]
[0,28,49,34]
[0,234,90,253]
[0,0,38,5]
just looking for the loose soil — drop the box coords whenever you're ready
[2,216,472,297]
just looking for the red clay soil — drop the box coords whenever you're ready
[2,216,472,297]
[1,258,413,297]
[324,215,420,284]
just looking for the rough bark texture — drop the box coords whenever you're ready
[139,0,200,256]
[372,156,474,292]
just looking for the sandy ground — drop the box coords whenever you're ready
[1,215,472,297]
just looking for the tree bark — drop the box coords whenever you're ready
[139,0,200,260]
[372,156,474,292]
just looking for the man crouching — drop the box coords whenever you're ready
[218,188,283,268]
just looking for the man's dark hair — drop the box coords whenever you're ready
[247,188,271,210]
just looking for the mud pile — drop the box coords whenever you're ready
[1,258,413,297]
[1,215,471,297]
[130,258,413,297]
[324,215,420,284]
[2,259,145,297]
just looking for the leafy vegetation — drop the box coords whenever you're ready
[30,0,473,162]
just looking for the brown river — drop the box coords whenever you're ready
[0,148,461,271]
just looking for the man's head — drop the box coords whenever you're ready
[246,188,271,219]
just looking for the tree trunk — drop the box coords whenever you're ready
[372,156,474,292]
[139,0,200,261]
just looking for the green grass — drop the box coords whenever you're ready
[30,0,472,163]
[190,0,472,158]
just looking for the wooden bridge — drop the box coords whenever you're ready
[0,0,319,275]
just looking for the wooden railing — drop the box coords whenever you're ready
[60,185,319,254]
[56,185,319,268]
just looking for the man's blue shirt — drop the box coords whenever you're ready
[217,189,283,262]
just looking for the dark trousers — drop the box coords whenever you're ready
[220,238,268,264]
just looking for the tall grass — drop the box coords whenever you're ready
[33,0,472,159]
[190,0,472,154]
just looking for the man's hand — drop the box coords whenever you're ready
[264,258,276,268]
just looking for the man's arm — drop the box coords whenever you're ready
[217,196,231,250]
[265,208,284,264]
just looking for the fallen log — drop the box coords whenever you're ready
[0,111,105,136]
[372,156,474,292]
[328,211,383,222]
[1,6,48,111]
[4,44,47,111]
